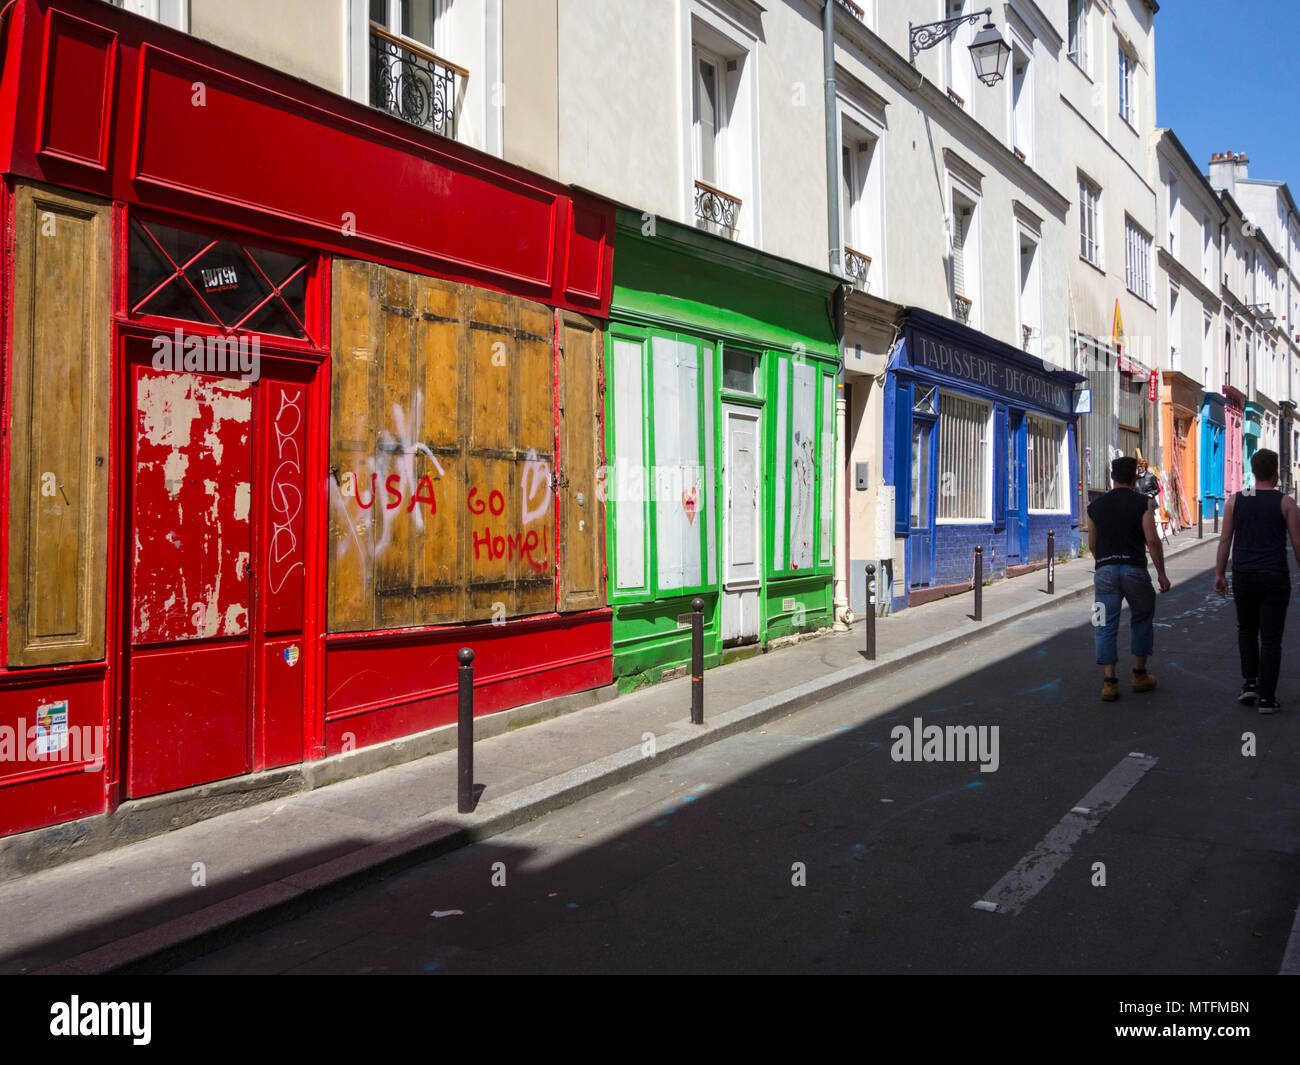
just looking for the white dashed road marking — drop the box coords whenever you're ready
[973,752,1158,915]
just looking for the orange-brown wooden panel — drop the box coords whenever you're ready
[374,267,418,628]
[513,301,556,616]
[7,183,111,666]
[327,258,380,632]
[465,454,515,621]
[412,273,464,624]
[465,288,514,453]
[558,312,605,612]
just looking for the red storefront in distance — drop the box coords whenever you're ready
[0,0,614,839]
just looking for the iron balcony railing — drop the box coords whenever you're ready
[953,293,972,324]
[843,245,871,290]
[694,179,742,234]
[369,25,465,140]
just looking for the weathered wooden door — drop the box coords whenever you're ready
[558,312,605,612]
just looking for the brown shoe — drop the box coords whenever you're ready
[1102,677,1120,702]
[1132,670,1157,693]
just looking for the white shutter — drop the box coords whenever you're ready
[952,209,968,297]
[652,337,685,590]
[613,339,646,591]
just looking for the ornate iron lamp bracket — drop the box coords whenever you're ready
[909,7,993,65]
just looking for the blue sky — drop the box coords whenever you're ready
[1155,0,1300,189]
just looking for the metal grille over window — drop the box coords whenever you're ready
[369,24,461,139]
[694,181,741,233]
[129,218,310,339]
[1027,416,1064,510]
[938,393,989,520]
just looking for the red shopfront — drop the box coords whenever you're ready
[0,0,614,837]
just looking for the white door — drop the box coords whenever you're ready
[722,405,761,643]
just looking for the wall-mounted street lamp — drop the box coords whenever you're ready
[1250,304,1277,331]
[909,7,1011,87]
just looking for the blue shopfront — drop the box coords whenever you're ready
[1243,402,1263,490]
[1200,393,1225,519]
[884,311,1084,610]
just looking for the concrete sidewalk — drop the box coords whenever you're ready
[0,533,1217,974]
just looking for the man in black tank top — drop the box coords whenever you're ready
[1087,456,1172,702]
[1214,448,1300,713]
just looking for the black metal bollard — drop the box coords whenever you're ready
[690,597,705,725]
[457,647,474,813]
[1198,499,1203,539]
[1214,500,1219,534]
[865,564,877,661]
[973,546,983,621]
[1047,530,1055,594]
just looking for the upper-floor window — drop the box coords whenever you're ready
[1168,283,1181,369]
[688,11,755,243]
[944,0,973,108]
[368,0,464,142]
[1125,216,1153,304]
[693,47,726,190]
[1202,215,1214,284]
[1078,173,1102,267]
[1010,46,1033,165]
[1117,41,1136,127]
[106,0,187,30]
[1018,228,1042,356]
[1067,0,1089,73]
[949,184,980,327]
[840,123,882,293]
[1167,177,1180,256]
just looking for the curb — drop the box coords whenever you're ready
[46,537,1216,974]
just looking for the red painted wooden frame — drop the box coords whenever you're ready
[0,0,614,315]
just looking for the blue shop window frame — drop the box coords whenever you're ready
[1199,407,1225,519]
[886,373,1081,605]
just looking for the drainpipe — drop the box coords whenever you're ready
[824,0,842,280]
[824,1,853,630]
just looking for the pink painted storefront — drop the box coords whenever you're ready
[1225,386,1246,497]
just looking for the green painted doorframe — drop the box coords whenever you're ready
[603,211,842,689]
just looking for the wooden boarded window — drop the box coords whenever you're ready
[7,184,111,666]
[329,260,589,632]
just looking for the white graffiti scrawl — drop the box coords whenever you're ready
[330,389,446,577]
[521,447,552,524]
[269,389,304,595]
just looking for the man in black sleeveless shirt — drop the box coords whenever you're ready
[1214,449,1300,713]
[1087,456,1172,702]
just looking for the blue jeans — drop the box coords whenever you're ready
[1094,565,1155,666]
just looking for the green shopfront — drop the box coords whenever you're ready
[604,211,841,689]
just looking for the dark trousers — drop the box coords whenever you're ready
[1232,569,1292,700]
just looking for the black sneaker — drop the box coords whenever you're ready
[1258,698,1281,715]
[1238,680,1259,705]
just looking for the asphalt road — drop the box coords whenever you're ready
[171,548,1300,974]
